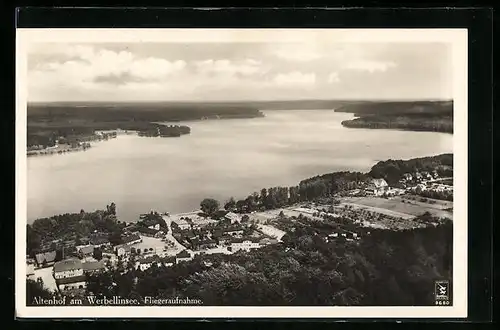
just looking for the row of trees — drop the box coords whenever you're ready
[198,172,370,218]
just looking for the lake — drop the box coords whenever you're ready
[26,110,453,223]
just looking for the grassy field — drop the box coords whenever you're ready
[399,195,453,210]
[343,196,453,219]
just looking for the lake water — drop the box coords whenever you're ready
[27,110,453,224]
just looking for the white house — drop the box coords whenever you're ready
[224,212,241,224]
[293,207,316,215]
[26,263,35,280]
[136,256,161,271]
[366,178,388,196]
[115,244,131,257]
[53,258,84,279]
[148,223,161,231]
[53,258,87,291]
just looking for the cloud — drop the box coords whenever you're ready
[93,72,146,85]
[344,60,397,73]
[271,44,323,62]
[327,72,340,84]
[273,71,316,86]
[194,58,265,76]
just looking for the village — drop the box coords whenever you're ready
[26,168,452,296]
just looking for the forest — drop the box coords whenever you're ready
[336,100,453,133]
[26,103,264,147]
[28,215,453,306]
[368,153,453,185]
[26,203,123,258]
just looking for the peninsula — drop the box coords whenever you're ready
[336,100,453,133]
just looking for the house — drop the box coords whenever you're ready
[53,258,84,280]
[35,250,57,268]
[136,226,160,237]
[176,250,193,263]
[223,225,245,236]
[122,234,142,245]
[198,239,217,250]
[403,173,413,181]
[230,238,261,252]
[56,275,87,292]
[293,207,316,215]
[137,256,161,271]
[82,260,106,275]
[415,172,423,181]
[161,256,176,267]
[89,235,111,248]
[63,240,76,248]
[414,183,427,193]
[115,244,131,257]
[365,178,389,196]
[432,170,439,178]
[77,245,95,258]
[216,234,233,245]
[224,212,241,224]
[141,218,161,231]
[259,237,279,246]
[26,263,35,279]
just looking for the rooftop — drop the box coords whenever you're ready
[54,258,83,273]
[35,251,57,265]
[82,260,106,272]
[176,250,191,258]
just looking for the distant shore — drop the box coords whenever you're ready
[335,100,453,134]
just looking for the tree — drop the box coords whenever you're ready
[93,247,103,261]
[200,198,220,216]
[26,278,54,306]
[224,197,236,211]
[108,230,123,246]
[106,202,117,216]
[241,215,250,223]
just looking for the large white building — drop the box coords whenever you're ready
[53,258,87,291]
[230,239,260,252]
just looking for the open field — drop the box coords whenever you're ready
[399,195,453,210]
[342,196,452,219]
[130,235,181,257]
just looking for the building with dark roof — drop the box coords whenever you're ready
[176,250,193,263]
[35,251,57,267]
[122,233,142,245]
[89,235,111,247]
[77,245,95,257]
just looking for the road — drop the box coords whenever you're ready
[162,215,192,255]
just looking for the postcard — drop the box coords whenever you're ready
[16,28,467,318]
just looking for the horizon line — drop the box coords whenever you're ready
[28,98,454,105]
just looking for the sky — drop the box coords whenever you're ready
[27,42,453,102]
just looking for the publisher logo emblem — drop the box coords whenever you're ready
[434,280,450,305]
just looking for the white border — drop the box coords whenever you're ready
[16,28,468,319]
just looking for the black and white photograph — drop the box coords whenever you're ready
[16,28,468,318]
